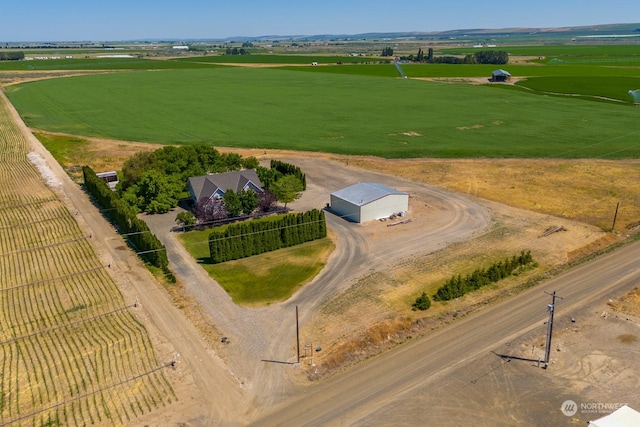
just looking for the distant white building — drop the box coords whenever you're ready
[172,45,189,50]
[330,182,408,223]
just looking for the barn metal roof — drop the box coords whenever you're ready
[331,182,407,206]
[492,69,511,77]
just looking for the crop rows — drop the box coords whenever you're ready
[0,97,175,425]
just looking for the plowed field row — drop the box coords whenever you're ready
[0,96,175,425]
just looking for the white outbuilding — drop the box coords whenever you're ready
[588,405,640,427]
[330,182,409,223]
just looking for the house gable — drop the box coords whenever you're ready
[188,169,263,202]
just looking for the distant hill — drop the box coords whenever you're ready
[212,23,640,42]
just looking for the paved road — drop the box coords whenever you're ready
[253,239,640,426]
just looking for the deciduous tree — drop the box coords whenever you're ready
[270,175,303,208]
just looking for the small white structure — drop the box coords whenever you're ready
[330,182,408,223]
[96,171,118,190]
[589,405,640,427]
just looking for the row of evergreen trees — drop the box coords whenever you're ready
[257,160,307,191]
[83,166,169,271]
[208,209,326,263]
[381,46,394,57]
[402,49,509,65]
[433,251,535,301]
[271,160,306,190]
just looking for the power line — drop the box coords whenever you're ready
[0,196,58,211]
[0,236,87,257]
[0,302,137,347]
[137,212,334,256]
[0,213,72,231]
[0,265,104,293]
[2,359,174,426]
[544,129,640,159]
[543,290,563,369]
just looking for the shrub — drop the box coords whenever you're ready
[432,251,534,301]
[412,292,431,311]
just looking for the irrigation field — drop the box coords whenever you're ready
[5,63,640,159]
[0,98,174,425]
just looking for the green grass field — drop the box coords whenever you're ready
[0,57,218,71]
[6,65,640,159]
[514,76,640,101]
[178,229,334,305]
[441,44,640,58]
[177,54,381,64]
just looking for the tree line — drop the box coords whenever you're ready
[432,250,535,302]
[381,46,394,57]
[400,49,509,65]
[208,209,327,263]
[0,51,24,61]
[119,145,259,214]
[225,47,249,55]
[83,166,170,273]
[117,145,307,219]
[260,159,307,190]
[189,158,305,225]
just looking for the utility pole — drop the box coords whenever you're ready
[611,202,620,231]
[296,305,300,364]
[543,291,563,368]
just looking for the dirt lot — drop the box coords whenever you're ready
[352,295,640,426]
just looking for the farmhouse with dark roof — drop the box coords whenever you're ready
[187,169,263,203]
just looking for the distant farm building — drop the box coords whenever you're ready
[330,182,409,223]
[96,171,118,190]
[490,69,511,82]
[187,169,263,203]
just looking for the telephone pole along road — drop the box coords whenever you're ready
[254,239,640,426]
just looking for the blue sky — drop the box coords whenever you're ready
[3,0,640,42]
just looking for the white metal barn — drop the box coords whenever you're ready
[330,182,409,223]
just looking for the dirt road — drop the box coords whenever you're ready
[2,91,245,425]
[254,239,640,426]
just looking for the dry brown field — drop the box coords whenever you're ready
[0,98,176,426]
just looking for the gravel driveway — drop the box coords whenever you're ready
[144,154,492,416]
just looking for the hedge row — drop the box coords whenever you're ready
[83,166,169,270]
[271,159,306,190]
[209,209,326,263]
[433,251,534,301]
